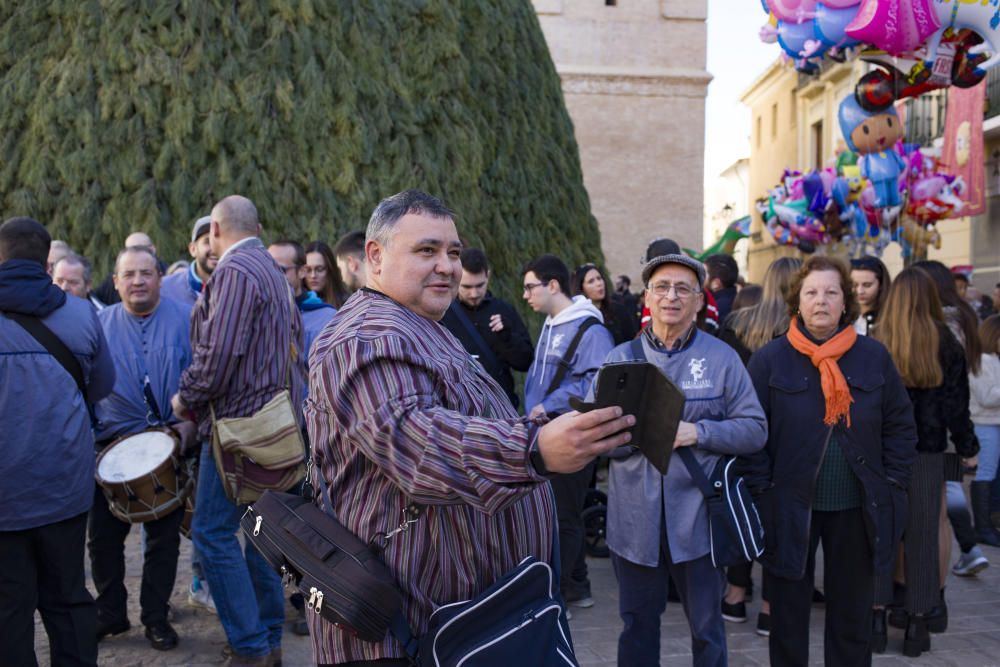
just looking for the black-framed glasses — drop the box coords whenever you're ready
[523,282,546,294]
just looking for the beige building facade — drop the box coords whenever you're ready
[533,0,712,284]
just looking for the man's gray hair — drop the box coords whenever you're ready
[366,190,455,246]
[54,253,93,283]
[114,245,160,275]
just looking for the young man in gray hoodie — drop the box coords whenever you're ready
[523,254,615,609]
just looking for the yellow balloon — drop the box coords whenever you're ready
[769,12,778,27]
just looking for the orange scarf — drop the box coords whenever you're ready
[787,318,857,427]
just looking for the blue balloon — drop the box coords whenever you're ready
[761,0,770,15]
[777,20,816,59]
[813,3,860,49]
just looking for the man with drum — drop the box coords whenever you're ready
[89,245,196,651]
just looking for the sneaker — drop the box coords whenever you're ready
[188,581,218,614]
[721,600,747,623]
[756,612,771,637]
[566,609,573,621]
[566,595,594,609]
[953,548,989,576]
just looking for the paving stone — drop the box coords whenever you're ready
[31,527,1000,665]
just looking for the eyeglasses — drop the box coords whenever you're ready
[277,264,299,274]
[523,282,546,294]
[649,282,699,299]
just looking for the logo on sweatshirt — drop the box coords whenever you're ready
[551,333,564,350]
[681,358,712,390]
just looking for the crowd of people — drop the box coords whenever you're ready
[3,189,1000,667]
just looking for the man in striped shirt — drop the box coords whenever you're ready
[305,190,634,665]
[172,195,305,667]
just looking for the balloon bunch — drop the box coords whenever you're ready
[757,169,836,254]
[758,150,962,258]
[759,0,863,72]
[757,0,998,101]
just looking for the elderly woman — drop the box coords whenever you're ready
[745,255,917,667]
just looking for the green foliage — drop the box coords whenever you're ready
[0,0,602,304]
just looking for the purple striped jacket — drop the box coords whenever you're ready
[304,288,554,663]
[179,238,305,440]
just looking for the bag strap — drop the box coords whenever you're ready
[447,301,500,372]
[6,311,86,396]
[630,331,718,498]
[210,281,300,424]
[677,448,719,499]
[629,335,644,362]
[544,316,602,398]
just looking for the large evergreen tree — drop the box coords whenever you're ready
[0,0,601,302]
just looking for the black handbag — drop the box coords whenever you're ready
[243,473,578,666]
[240,490,404,643]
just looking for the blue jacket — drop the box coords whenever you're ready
[0,263,116,531]
[604,328,768,565]
[744,331,917,579]
[524,296,614,416]
[160,263,203,307]
[95,298,193,442]
[298,290,336,360]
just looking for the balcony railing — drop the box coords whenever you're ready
[987,66,1000,121]
[903,89,948,147]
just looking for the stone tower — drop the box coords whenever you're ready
[533,0,712,284]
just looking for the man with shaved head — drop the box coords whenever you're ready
[172,195,304,667]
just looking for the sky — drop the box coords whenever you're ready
[703,0,778,184]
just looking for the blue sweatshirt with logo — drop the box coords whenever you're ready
[524,296,614,416]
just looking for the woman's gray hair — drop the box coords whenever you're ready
[366,190,455,247]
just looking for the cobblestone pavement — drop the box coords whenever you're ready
[33,528,1000,666]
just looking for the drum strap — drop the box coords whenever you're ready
[5,311,86,395]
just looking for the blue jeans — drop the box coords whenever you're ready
[611,532,727,667]
[192,443,283,657]
[975,424,1000,483]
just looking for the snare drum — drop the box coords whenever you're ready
[95,428,190,523]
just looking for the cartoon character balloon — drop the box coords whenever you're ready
[838,95,906,213]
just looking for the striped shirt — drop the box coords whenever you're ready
[305,288,554,663]
[179,238,305,440]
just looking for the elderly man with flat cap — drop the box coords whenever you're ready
[602,252,767,667]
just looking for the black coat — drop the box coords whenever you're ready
[906,324,978,456]
[439,294,534,410]
[744,332,918,580]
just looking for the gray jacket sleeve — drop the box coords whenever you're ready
[694,354,768,456]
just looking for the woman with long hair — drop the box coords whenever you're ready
[850,256,891,335]
[874,267,978,657]
[572,263,638,345]
[304,241,349,308]
[718,256,801,635]
[721,257,802,364]
[910,260,983,630]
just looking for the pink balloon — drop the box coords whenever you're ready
[845,0,940,55]
[766,0,818,23]
[911,176,946,201]
[821,0,861,6]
